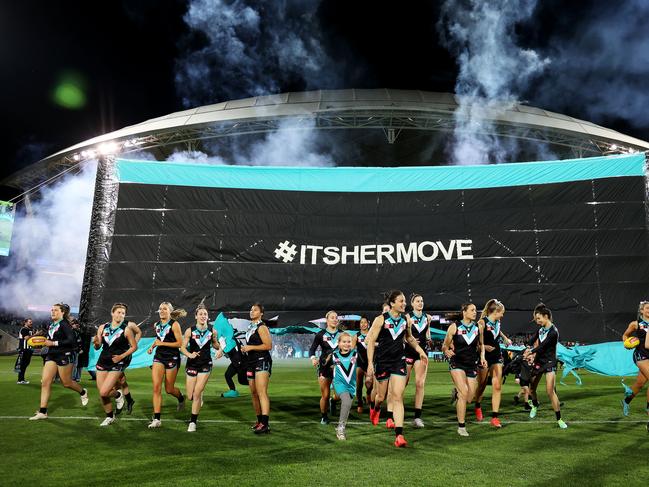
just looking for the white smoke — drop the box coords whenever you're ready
[166,118,334,166]
[532,0,649,129]
[438,0,549,164]
[176,0,334,108]
[0,161,97,315]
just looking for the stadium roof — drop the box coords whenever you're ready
[5,89,649,190]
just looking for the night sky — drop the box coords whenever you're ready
[2,1,647,191]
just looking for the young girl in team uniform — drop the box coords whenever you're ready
[406,294,432,428]
[525,303,567,429]
[355,316,372,413]
[442,303,486,436]
[620,301,649,430]
[147,302,186,428]
[241,303,273,434]
[474,299,512,428]
[29,303,90,420]
[180,305,220,432]
[366,290,428,448]
[324,332,358,440]
[309,311,342,424]
[93,303,138,426]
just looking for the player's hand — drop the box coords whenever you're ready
[44,340,55,347]
[241,345,250,353]
[216,350,223,359]
[147,346,154,354]
[484,345,495,353]
[505,338,513,347]
[188,352,199,359]
[419,352,429,365]
[311,357,318,367]
[112,355,122,363]
[444,349,455,359]
[366,364,374,378]
[480,357,487,368]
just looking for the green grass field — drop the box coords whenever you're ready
[1,356,648,487]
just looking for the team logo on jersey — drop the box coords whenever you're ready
[358,334,368,349]
[458,323,479,344]
[639,320,649,331]
[486,320,500,339]
[192,329,212,348]
[385,317,406,340]
[103,326,124,346]
[334,351,357,383]
[48,322,60,339]
[323,332,340,350]
[156,322,171,341]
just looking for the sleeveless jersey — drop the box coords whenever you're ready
[187,325,214,367]
[245,321,271,362]
[409,312,429,349]
[153,320,180,361]
[99,322,129,361]
[451,321,480,368]
[375,312,407,364]
[332,349,358,395]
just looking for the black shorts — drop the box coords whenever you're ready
[247,358,272,379]
[405,346,423,365]
[96,355,127,373]
[485,350,504,367]
[45,353,72,367]
[318,363,334,380]
[153,355,180,370]
[449,360,478,378]
[633,347,649,364]
[534,359,557,374]
[186,362,212,377]
[375,357,407,382]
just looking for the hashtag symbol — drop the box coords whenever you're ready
[274,240,298,263]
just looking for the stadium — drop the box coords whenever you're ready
[3,89,649,486]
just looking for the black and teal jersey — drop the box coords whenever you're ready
[45,319,76,355]
[332,349,358,395]
[309,329,341,366]
[483,318,501,350]
[153,320,180,361]
[451,321,480,368]
[187,325,214,367]
[99,322,129,361]
[375,312,407,364]
[244,321,271,363]
[409,312,429,349]
[356,332,368,365]
[529,324,559,364]
[635,320,649,352]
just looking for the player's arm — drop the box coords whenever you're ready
[93,325,105,350]
[405,317,428,364]
[366,315,384,378]
[113,326,138,363]
[242,325,272,352]
[478,322,487,368]
[128,322,142,343]
[309,332,323,367]
[179,328,195,358]
[442,324,456,359]
[622,321,638,341]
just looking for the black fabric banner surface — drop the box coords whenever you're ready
[84,174,649,342]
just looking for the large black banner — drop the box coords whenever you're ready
[80,155,649,341]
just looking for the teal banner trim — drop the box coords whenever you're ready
[116,154,645,193]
